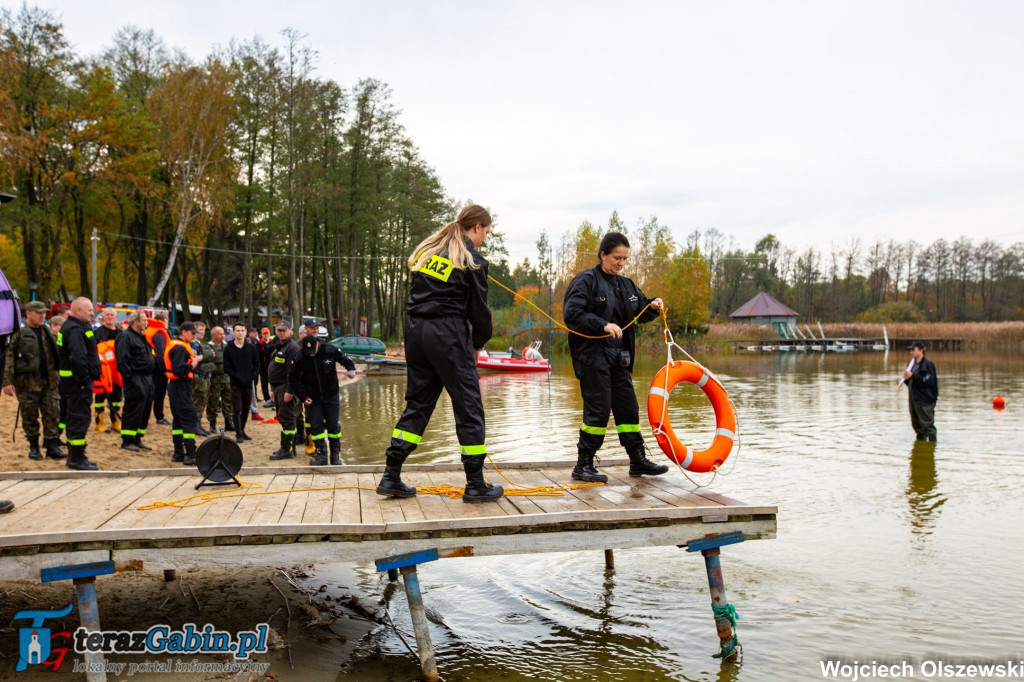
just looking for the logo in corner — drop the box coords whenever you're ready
[13,604,73,672]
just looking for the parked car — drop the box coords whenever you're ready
[329,335,387,359]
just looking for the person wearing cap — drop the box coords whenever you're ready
[225,322,260,443]
[287,333,355,466]
[116,311,155,451]
[378,204,503,503]
[165,322,204,464]
[267,320,304,460]
[902,341,938,441]
[56,297,101,470]
[3,300,66,461]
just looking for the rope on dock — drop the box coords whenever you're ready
[136,454,605,510]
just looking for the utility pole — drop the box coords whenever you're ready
[91,228,99,304]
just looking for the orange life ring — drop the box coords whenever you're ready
[647,360,736,473]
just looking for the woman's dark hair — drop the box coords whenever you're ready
[598,232,630,263]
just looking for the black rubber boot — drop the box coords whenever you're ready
[209,417,217,433]
[377,456,416,497]
[571,449,608,483]
[135,436,153,451]
[224,418,235,432]
[44,438,67,459]
[121,436,141,452]
[183,440,196,466]
[627,444,669,477]
[328,439,343,465]
[67,445,98,471]
[270,432,295,460]
[172,438,184,463]
[27,437,42,461]
[311,441,328,466]
[462,455,504,503]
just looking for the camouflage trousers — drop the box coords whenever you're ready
[207,379,232,424]
[18,385,61,441]
[192,376,211,420]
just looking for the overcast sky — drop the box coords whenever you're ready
[28,0,1024,264]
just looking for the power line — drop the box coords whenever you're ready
[97,230,404,261]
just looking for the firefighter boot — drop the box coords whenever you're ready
[376,455,416,498]
[328,438,343,466]
[135,436,153,451]
[110,406,121,433]
[305,433,316,456]
[27,436,42,461]
[44,438,67,459]
[120,435,141,452]
[269,432,295,460]
[571,448,608,483]
[627,444,669,477]
[67,444,98,471]
[310,440,328,466]
[95,411,108,433]
[183,440,196,466]
[461,455,504,503]
[172,437,185,463]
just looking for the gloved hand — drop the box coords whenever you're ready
[346,370,356,378]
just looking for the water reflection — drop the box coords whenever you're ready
[906,440,945,542]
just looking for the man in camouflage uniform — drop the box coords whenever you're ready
[2,301,66,461]
[189,321,214,436]
[206,325,234,432]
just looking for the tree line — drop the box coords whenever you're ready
[0,6,451,339]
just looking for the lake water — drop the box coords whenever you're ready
[309,350,1024,681]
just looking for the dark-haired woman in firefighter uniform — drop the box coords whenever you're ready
[377,204,503,503]
[563,231,669,483]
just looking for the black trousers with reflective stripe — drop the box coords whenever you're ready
[121,374,153,438]
[386,317,485,463]
[573,353,644,454]
[306,392,340,444]
[61,379,92,446]
[167,379,200,439]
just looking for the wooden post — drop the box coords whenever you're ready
[604,549,614,569]
[73,577,107,682]
[400,565,439,682]
[387,568,399,582]
[163,569,177,582]
[701,547,737,658]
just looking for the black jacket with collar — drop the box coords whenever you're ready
[406,238,492,350]
[563,265,658,372]
[907,356,938,405]
[288,343,355,402]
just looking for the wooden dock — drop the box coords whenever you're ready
[0,459,775,578]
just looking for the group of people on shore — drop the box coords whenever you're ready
[2,302,356,470]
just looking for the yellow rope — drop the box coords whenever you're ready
[487,275,654,340]
[136,454,603,510]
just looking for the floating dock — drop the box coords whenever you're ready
[0,460,776,680]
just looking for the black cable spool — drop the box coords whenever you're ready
[194,431,243,490]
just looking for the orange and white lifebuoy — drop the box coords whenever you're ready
[647,360,736,472]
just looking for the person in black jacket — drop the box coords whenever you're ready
[115,311,155,452]
[377,204,503,502]
[902,341,938,441]
[224,322,260,443]
[563,232,669,482]
[287,335,355,466]
[268,320,304,460]
[164,322,203,464]
[56,297,101,470]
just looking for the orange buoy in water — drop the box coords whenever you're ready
[993,395,1006,409]
[647,360,736,472]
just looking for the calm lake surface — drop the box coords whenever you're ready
[309,350,1024,681]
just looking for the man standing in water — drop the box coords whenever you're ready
[902,341,938,441]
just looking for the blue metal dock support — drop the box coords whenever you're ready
[41,560,116,682]
[375,549,440,681]
[687,532,743,659]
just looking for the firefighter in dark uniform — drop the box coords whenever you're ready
[56,297,101,470]
[563,231,669,482]
[145,311,172,424]
[116,311,155,451]
[287,335,355,466]
[268,319,303,460]
[2,300,66,460]
[93,307,123,432]
[377,204,503,503]
[164,321,203,464]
